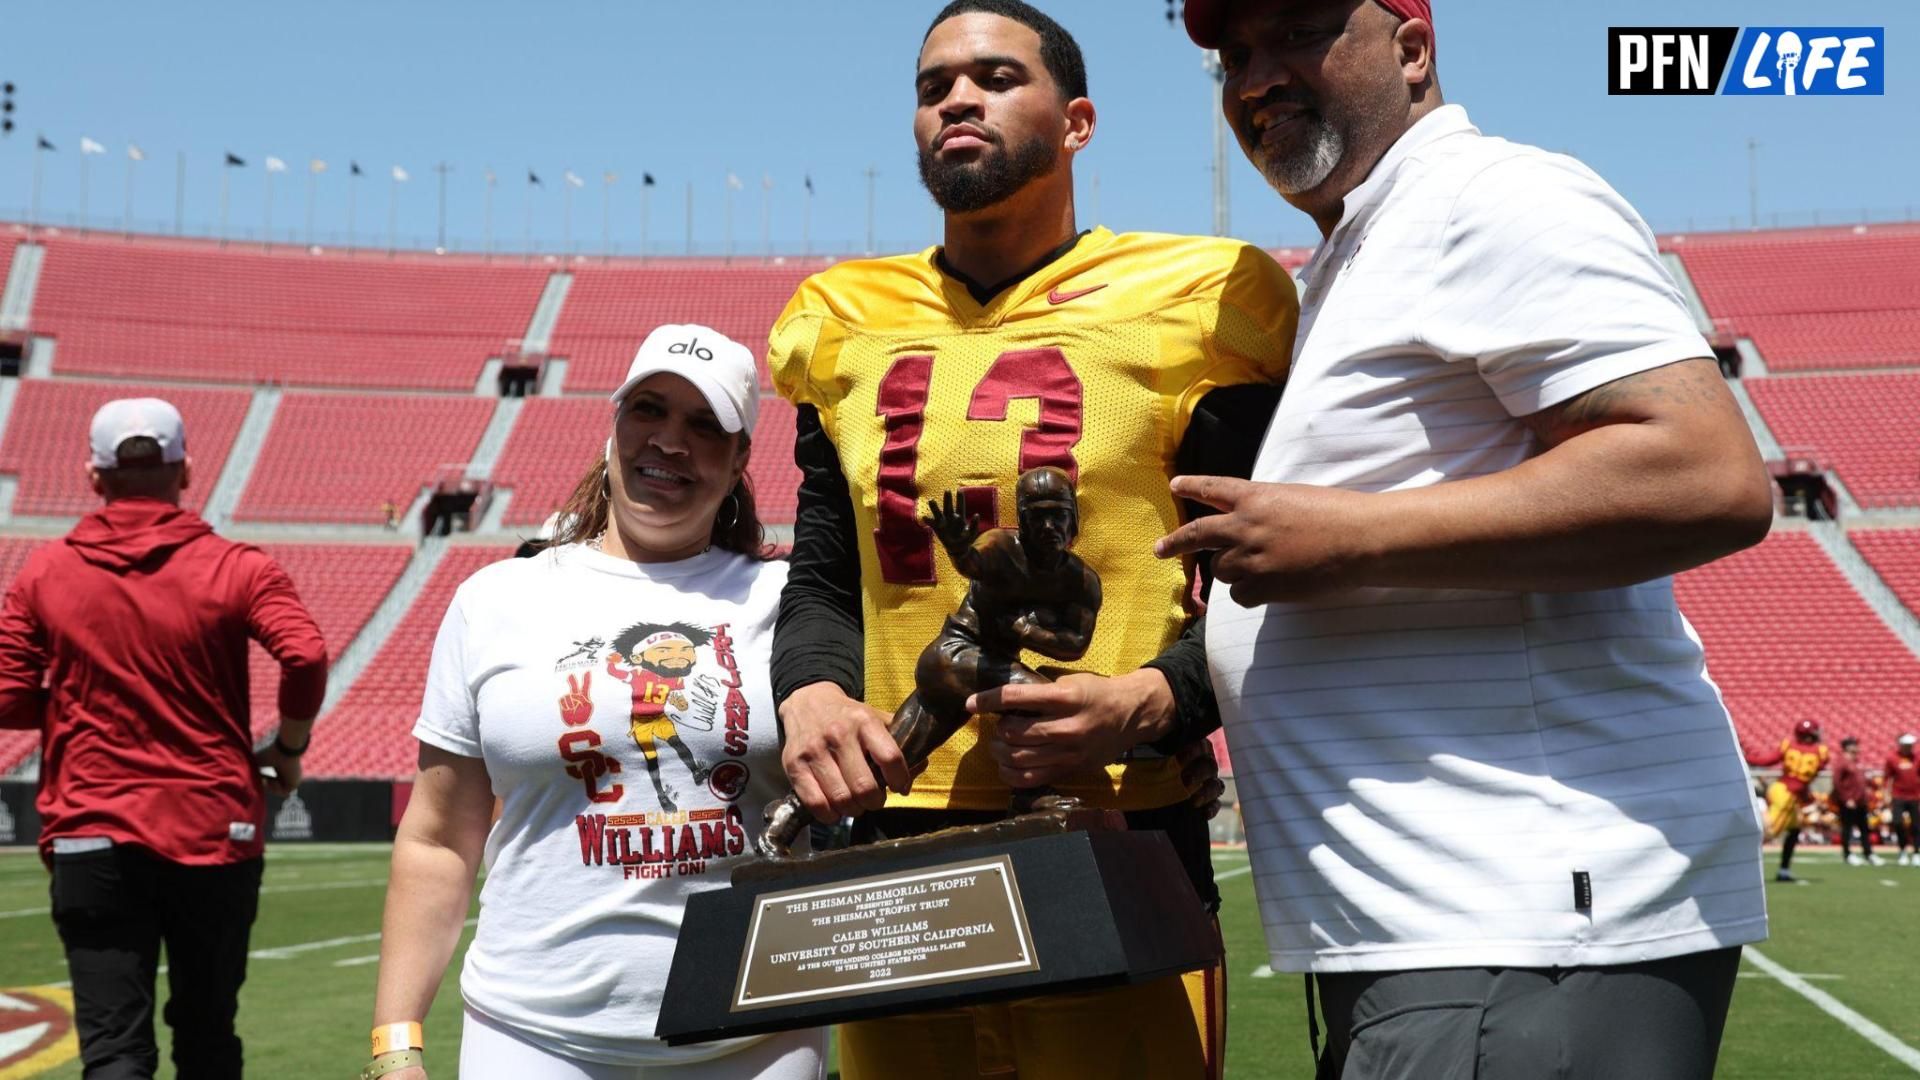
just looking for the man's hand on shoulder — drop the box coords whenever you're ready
[778,682,911,824]
[976,669,1176,790]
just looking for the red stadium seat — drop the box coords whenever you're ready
[1746,373,1920,508]
[235,393,495,523]
[1673,531,1920,754]
[0,380,250,516]
[309,546,513,778]
[1667,224,1920,372]
[27,231,547,390]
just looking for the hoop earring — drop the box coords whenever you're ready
[717,492,741,535]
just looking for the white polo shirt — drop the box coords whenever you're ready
[1207,105,1767,974]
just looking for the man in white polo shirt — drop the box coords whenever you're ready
[1165,1,1776,1076]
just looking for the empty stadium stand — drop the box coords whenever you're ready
[546,263,815,392]
[1853,529,1920,619]
[0,379,250,516]
[234,392,496,523]
[1668,224,1920,372]
[1745,373,1920,508]
[309,545,512,778]
[1673,530,1920,753]
[28,232,547,390]
[244,543,412,740]
[490,397,605,528]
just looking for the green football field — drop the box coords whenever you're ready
[3,845,1917,1078]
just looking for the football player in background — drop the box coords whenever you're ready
[1747,719,1830,882]
[765,2,1295,1075]
[1886,733,1920,865]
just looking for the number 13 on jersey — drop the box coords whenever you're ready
[872,347,1083,585]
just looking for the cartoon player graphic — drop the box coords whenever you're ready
[605,621,724,810]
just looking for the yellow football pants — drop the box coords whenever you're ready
[1763,780,1803,841]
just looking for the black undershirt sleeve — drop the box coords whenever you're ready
[771,405,866,708]
[1142,383,1284,755]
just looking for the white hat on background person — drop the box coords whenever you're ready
[89,398,186,469]
[609,323,759,435]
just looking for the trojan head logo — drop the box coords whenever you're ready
[707,759,750,802]
[0,986,79,1075]
[668,338,716,362]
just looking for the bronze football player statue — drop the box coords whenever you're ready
[757,466,1102,857]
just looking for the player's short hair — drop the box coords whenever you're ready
[97,435,184,499]
[924,0,1088,101]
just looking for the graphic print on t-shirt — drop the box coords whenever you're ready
[552,618,756,881]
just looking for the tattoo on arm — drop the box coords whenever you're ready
[1523,357,1730,448]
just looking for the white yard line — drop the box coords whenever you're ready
[1215,865,1253,883]
[1744,947,1920,1072]
[332,954,383,967]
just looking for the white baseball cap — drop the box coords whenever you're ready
[1901,734,1916,747]
[609,323,759,435]
[89,397,187,469]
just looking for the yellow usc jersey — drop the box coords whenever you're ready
[770,227,1297,811]
[1781,741,1828,786]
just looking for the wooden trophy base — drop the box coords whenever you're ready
[655,808,1220,1045]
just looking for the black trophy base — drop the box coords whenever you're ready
[655,811,1219,1045]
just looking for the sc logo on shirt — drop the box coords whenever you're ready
[1608,27,1883,95]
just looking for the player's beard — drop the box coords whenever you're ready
[918,131,1059,214]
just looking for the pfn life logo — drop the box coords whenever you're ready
[1609,27,1883,96]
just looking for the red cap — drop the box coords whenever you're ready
[1184,0,1434,50]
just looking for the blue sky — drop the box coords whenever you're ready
[1,0,1911,256]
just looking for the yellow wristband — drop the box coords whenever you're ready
[371,1022,424,1057]
[361,1049,424,1080]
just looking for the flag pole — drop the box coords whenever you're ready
[219,162,230,247]
[124,151,137,238]
[640,182,651,264]
[347,168,358,253]
[483,170,495,258]
[864,164,878,256]
[79,151,90,233]
[434,161,451,251]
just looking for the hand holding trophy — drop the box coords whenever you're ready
[757,466,1101,857]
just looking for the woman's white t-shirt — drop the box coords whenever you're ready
[413,543,791,1066]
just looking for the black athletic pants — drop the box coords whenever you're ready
[1309,946,1741,1080]
[50,845,263,1080]
[1895,799,1920,852]
[1840,804,1874,858]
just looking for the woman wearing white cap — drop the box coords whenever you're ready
[366,326,821,1080]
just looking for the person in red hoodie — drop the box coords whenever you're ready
[0,398,326,1080]
[1832,736,1880,867]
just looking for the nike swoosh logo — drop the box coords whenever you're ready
[1047,283,1108,305]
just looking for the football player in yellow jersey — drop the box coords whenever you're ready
[1745,719,1830,882]
[767,2,1297,1078]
